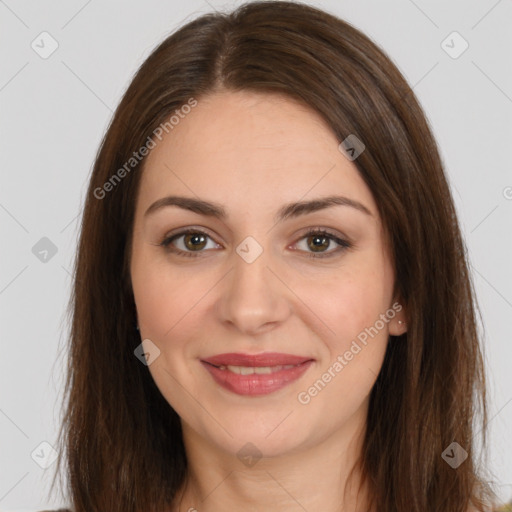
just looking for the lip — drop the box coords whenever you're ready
[200,352,315,396]
[201,352,312,367]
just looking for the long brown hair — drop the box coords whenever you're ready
[49,1,494,510]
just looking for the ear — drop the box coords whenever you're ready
[388,298,407,337]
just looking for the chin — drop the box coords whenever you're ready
[197,409,316,459]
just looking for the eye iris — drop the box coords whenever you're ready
[308,234,329,252]
[184,233,207,251]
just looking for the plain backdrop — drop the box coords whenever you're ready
[1,0,511,510]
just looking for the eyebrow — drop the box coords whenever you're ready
[144,194,373,222]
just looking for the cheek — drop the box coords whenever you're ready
[131,250,221,361]
[132,261,204,404]
[131,250,191,342]
[292,257,394,350]
[132,269,171,333]
[293,265,393,428]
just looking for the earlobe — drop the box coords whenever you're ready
[390,317,407,336]
[389,298,407,336]
[388,294,407,336]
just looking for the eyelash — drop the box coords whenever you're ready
[158,227,352,259]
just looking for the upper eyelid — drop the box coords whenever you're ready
[162,227,220,246]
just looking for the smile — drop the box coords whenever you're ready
[215,364,300,374]
[200,352,315,396]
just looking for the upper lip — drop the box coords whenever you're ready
[201,352,314,367]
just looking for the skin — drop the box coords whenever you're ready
[129,90,407,512]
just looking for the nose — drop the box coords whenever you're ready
[216,241,292,336]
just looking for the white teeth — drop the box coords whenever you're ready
[220,364,298,374]
[254,366,272,374]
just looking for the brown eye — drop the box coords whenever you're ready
[160,227,351,260]
[160,228,219,257]
[294,229,352,259]
[306,233,331,253]
[182,232,207,251]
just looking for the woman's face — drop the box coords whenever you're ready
[130,90,406,458]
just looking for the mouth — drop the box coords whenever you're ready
[200,352,315,396]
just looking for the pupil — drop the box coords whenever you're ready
[310,235,327,252]
[186,233,205,250]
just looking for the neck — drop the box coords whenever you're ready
[172,405,372,512]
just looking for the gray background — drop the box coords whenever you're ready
[1,0,511,509]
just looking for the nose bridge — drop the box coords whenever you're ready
[218,234,290,333]
[233,236,270,293]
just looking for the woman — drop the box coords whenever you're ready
[44,1,504,511]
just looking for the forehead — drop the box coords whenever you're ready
[136,90,378,220]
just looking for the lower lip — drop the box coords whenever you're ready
[200,360,314,396]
